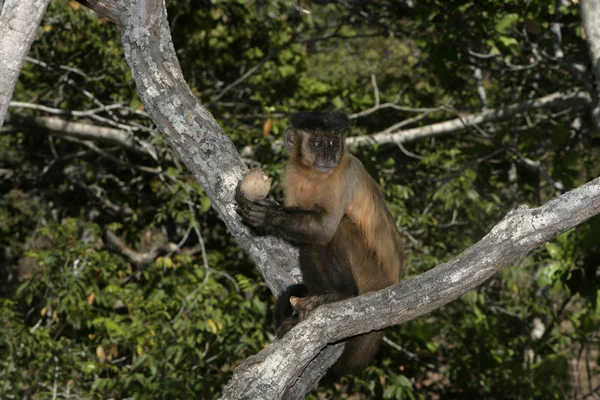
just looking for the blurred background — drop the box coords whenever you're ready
[1,0,599,398]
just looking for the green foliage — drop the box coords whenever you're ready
[1,219,270,398]
[2,0,599,399]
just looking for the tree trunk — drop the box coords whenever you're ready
[0,0,51,127]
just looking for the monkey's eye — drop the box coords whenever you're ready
[328,140,334,147]
[313,140,322,147]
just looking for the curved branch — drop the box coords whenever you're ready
[220,176,600,399]
[346,89,592,149]
[78,0,301,295]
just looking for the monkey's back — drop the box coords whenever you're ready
[342,155,404,291]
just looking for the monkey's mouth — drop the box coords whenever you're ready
[314,162,336,173]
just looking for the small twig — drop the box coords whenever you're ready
[550,0,564,59]
[51,355,58,400]
[371,74,380,107]
[382,336,438,371]
[397,142,423,160]
[472,66,488,110]
[509,148,567,192]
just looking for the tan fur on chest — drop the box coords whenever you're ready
[283,164,342,210]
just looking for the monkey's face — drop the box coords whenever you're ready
[299,131,344,173]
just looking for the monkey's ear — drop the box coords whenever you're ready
[283,128,295,149]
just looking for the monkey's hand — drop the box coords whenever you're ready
[291,293,350,322]
[235,181,283,233]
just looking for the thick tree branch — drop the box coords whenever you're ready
[580,0,600,129]
[220,176,600,399]
[346,89,592,148]
[0,0,51,127]
[78,0,301,296]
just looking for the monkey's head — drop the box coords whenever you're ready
[285,111,349,173]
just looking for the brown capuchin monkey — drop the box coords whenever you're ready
[235,110,403,375]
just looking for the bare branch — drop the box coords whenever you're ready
[472,66,488,110]
[105,230,173,266]
[75,0,122,29]
[509,149,567,192]
[346,89,592,149]
[221,176,600,399]
[551,0,565,59]
[0,0,51,126]
[580,0,600,129]
[348,97,441,119]
[9,101,143,132]
[5,112,151,156]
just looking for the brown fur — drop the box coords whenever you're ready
[282,132,403,374]
[285,151,404,292]
[235,111,403,375]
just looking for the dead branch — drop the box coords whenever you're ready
[5,112,151,156]
[346,89,592,149]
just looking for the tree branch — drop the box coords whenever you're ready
[0,0,51,127]
[346,89,592,149]
[580,0,600,129]
[78,0,301,296]
[5,112,151,156]
[220,176,600,399]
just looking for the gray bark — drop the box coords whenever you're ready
[0,0,51,127]
[580,0,600,129]
[76,0,301,296]
[220,176,600,399]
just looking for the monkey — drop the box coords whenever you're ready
[235,110,403,375]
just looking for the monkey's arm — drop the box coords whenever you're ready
[235,184,347,246]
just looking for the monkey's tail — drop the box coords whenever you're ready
[330,331,383,376]
[275,283,309,337]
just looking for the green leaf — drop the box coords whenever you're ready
[544,242,563,260]
[200,196,212,213]
[496,13,519,34]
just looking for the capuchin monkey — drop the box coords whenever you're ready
[235,110,403,375]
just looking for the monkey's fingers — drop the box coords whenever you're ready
[289,296,300,308]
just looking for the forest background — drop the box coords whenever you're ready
[1,0,599,399]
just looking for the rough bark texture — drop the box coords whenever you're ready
[220,177,600,399]
[580,0,600,129]
[0,0,51,127]
[346,90,591,148]
[78,0,301,296]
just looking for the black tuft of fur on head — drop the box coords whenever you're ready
[290,111,350,133]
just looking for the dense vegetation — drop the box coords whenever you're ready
[1,0,599,398]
